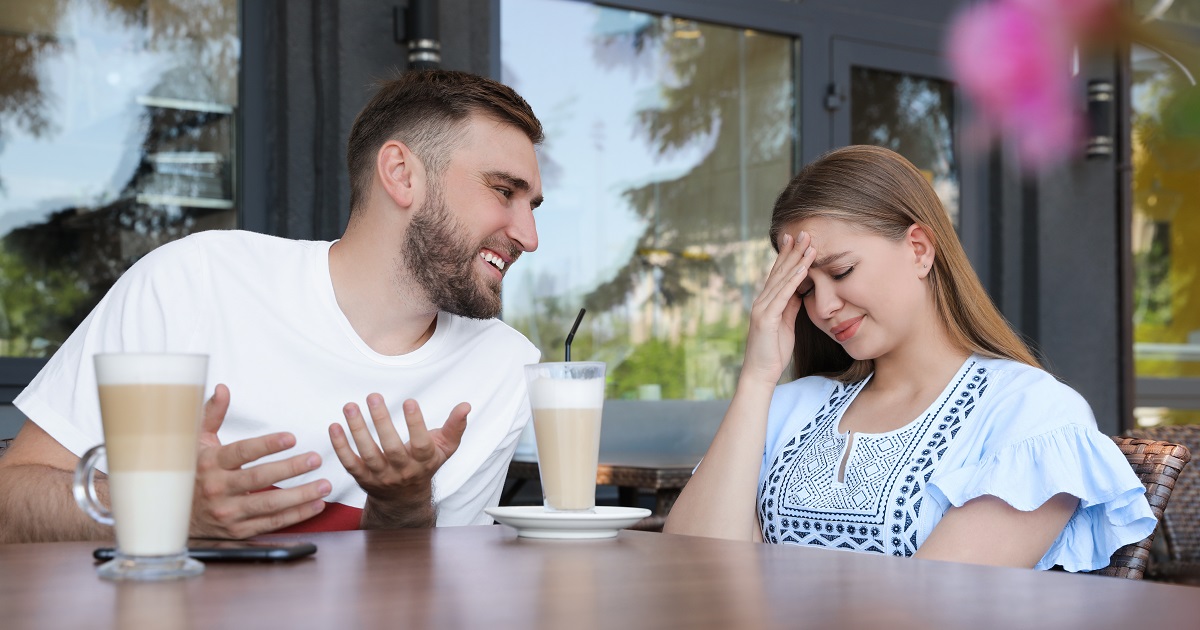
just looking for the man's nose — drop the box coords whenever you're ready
[508,202,538,252]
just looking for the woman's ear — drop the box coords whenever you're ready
[376,140,424,210]
[907,223,935,278]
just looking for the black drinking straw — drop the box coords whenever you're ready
[564,308,586,361]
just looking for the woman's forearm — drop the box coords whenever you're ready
[663,378,776,541]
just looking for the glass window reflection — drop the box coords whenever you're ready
[1131,42,1200,426]
[500,0,795,400]
[850,67,959,226]
[0,0,238,357]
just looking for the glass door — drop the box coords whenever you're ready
[828,39,976,254]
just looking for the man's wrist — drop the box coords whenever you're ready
[360,492,436,529]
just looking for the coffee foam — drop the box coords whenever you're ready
[94,354,208,386]
[527,378,605,409]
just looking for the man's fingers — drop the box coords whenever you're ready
[401,399,435,461]
[365,394,405,453]
[433,402,470,457]
[343,402,388,472]
[220,451,323,495]
[241,479,332,518]
[329,422,367,477]
[200,384,231,436]
[213,432,297,470]
[212,482,332,539]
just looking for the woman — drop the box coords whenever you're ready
[664,145,1154,570]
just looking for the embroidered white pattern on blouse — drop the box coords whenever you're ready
[758,361,990,556]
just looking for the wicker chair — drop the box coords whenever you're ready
[1130,425,1200,582]
[1091,436,1191,579]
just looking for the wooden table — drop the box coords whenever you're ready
[504,454,698,530]
[3,526,1199,629]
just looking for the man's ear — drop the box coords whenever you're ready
[907,223,936,278]
[376,140,424,210]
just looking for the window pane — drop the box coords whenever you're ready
[0,0,238,358]
[1131,43,1200,426]
[501,0,795,400]
[850,67,959,226]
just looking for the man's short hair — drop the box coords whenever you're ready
[345,70,544,216]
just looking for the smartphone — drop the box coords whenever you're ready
[93,540,317,563]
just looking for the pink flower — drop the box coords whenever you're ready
[1010,0,1118,35]
[947,1,1082,170]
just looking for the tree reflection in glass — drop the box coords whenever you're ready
[0,0,238,357]
[501,0,793,400]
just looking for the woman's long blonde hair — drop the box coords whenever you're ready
[769,145,1039,383]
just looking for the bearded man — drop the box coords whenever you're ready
[0,70,545,541]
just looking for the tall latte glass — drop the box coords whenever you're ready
[524,361,606,511]
[73,353,208,581]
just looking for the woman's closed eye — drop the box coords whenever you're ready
[796,266,854,298]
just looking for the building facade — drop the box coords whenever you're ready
[1,0,1196,439]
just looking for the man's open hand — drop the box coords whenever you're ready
[329,394,469,528]
[191,384,332,538]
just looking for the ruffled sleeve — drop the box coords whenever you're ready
[925,364,1156,572]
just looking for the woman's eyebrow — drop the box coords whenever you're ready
[812,251,851,269]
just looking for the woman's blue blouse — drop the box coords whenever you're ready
[757,355,1156,571]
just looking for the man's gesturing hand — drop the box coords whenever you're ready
[191,384,333,539]
[329,394,470,529]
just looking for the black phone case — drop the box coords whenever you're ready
[93,541,317,562]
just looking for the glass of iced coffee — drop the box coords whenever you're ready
[73,353,208,580]
[524,361,606,512]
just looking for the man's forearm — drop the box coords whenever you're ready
[360,492,436,529]
[0,464,114,544]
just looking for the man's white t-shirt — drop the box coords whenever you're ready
[14,230,541,528]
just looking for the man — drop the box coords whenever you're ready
[0,70,544,542]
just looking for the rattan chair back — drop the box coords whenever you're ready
[1091,436,1191,579]
[1130,425,1200,564]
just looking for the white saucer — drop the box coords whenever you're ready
[485,506,652,539]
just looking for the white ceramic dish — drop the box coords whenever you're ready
[485,505,652,539]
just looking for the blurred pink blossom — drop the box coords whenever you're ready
[948,1,1087,171]
[1010,0,1118,35]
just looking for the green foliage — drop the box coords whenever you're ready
[1132,224,1172,328]
[607,338,687,400]
[0,245,90,357]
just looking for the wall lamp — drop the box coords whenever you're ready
[394,0,440,70]
[1086,79,1114,158]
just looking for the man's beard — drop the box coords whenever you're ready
[401,182,514,320]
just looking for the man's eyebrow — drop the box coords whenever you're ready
[812,251,851,269]
[485,170,543,208]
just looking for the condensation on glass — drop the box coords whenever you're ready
[1130,40,1200,427]
[0,0,238,358]
[850,67,959,226]
[500,0,795,400]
